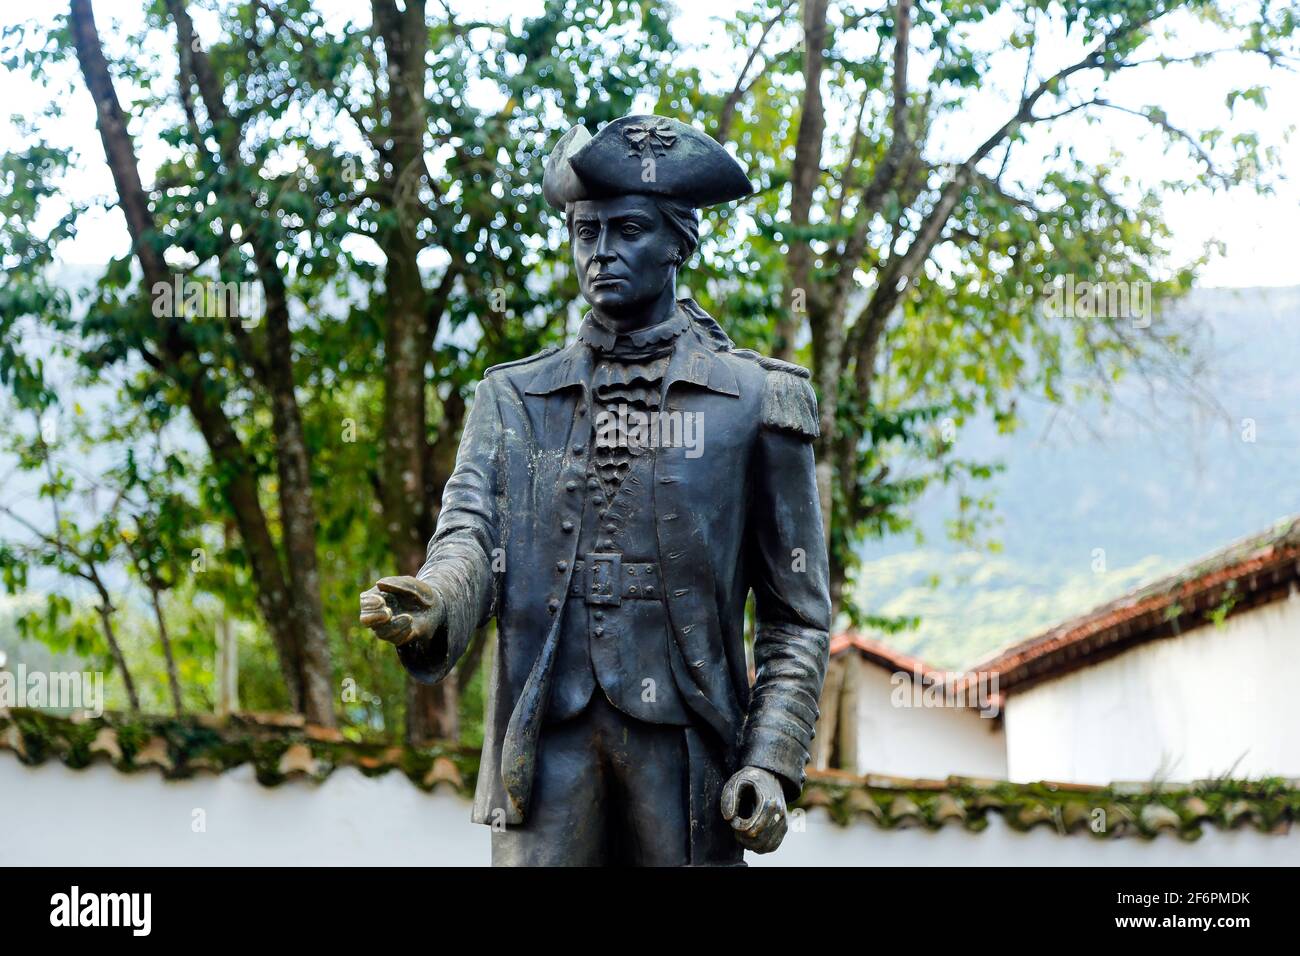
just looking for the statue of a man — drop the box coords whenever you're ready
[360,115,830,866]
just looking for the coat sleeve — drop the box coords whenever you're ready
[397,376,502,685]
[738,370,831,800]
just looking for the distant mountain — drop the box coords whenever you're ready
[854,286,1300,668]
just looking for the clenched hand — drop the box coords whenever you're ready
[720,765,788,853]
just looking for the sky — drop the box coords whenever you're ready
[0,0,1296,288]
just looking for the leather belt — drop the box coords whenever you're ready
[568,553,661,605]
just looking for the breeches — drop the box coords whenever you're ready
[490,693,735,866]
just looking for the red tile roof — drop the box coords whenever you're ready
[967,515,1300,695]
[829,631,939,679]
[833,516,1300,700]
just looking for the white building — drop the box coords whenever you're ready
[811,633,1006,780]
[815,516,1300,787]
[986,516,1300,785]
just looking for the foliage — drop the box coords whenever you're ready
[0,0,1295,738]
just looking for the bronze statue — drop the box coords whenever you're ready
[360,115,830,866]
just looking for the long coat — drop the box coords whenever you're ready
[398,303,831,848]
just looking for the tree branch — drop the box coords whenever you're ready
[716,0,794,143]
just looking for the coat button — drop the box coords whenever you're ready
[645,585,655,596]
[587,478,600,490]
[547,598,560,613]
[593,627,605,637]
[601,539,615,549]
[562,520,574,533]
[565,481,577,492]
[556,560,568,572]
[593,611,604,620]
[592,496,605,507]
[573,445,585,455]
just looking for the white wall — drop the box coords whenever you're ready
[1006,591,1300,784]
[4,756,1293,866]
[852,664,1007,779]
[0,757,488,866]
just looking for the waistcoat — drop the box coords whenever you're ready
[547,427,693,725]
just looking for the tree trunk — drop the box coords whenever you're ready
[367,0,463,746]
[96,606,139,712]
[166,0,335,727]
[264,344,336,727]
[70,0,321,721]
[146,584,184,716]
[88,580,138,712]
[776,0,829,360]
[406,676,459,747]
[216,610,238,717]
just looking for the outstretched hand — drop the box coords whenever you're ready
[359,575,444,647]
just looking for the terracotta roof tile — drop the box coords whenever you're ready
[3,708,1294,841]
[968,515,1300,693]
[829,631,940,678]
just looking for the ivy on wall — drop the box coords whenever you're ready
[3,707,1296,841]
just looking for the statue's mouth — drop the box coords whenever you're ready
[590,274,626,288]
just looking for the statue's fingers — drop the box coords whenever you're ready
[372,615,413,644]
[752,815,787,854]
[719,775,738,821]
[766,811,789,849]
[359,592,392,626]
[376,576,432,606]
[735,802,784,851]
[359,607,392,627]
[738,810,768,839]
[738,828,772,853]
[740,790,784,839]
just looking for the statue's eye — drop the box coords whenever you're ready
[576,226,598,240]
[621,224,642,237]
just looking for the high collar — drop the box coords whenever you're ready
[576,305,690,354]
[525,308,739,398]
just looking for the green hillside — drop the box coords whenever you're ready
[854,286,1300,668]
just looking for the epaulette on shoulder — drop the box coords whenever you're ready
[730,349,812,379]
[731,350,819,439]
[485,346,560,376]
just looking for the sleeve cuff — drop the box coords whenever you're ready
[398,545,493,684]
[739,726,810,803]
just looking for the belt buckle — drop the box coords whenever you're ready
[586,552,622,606]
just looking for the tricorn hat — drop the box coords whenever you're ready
[542,115,753,211]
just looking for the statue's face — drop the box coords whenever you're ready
[571,195,677,315]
